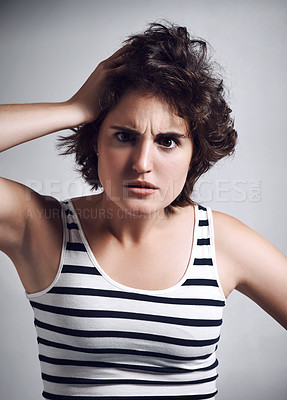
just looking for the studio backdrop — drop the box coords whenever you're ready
[0,1,286,399]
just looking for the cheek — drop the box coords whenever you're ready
[167,152,192,179]
[157,156,190,200]
[98,148,128,183]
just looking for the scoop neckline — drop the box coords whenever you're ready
[67,199,199,295]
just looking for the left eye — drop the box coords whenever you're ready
[158,137,178,148]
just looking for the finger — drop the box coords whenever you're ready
[104,56,124,70]
[107,63,126,76]
[104,44,132,68]
[106,44,132,62]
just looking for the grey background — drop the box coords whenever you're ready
[0,0,286,399]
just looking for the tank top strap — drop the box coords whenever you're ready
[188,204,226,301]
[61,199,83,244]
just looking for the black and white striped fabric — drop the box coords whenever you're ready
[27,200,226,400]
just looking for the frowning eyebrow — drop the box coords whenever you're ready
[110,125,188,138]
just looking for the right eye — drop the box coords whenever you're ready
[114,131,136,144]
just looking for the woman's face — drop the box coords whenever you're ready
[97,91,193,215]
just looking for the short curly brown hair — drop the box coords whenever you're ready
[58,22,237,214]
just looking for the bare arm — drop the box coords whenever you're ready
[213,211,287,329]
[0,45,130,292]
[0,102,83,152]
[0,45,129,152]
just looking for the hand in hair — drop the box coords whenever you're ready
[67,44,131,124]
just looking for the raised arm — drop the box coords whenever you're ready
[0,102,83,152]
[0,46,129,293]
[0,45,129,152]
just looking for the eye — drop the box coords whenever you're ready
[157,135,179,149]
[114,131,136,144]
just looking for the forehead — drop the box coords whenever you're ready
[101,91,189,134]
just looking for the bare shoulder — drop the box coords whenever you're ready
[212,209,268,253]
[212,209,287,329]
[212,209,284,262]
[212,209,255,237]
[0,177,61,250]
[0,177,63,293]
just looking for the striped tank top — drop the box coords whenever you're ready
[26,200,226,400]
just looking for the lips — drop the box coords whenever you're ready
[123,180,159,196]
[124,180,159,189]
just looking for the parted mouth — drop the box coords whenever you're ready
[124,180,159,189]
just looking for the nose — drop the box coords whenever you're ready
[132,138,153,174]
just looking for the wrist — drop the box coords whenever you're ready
[64,99,97,127]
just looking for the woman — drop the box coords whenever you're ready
[0,22,286,400]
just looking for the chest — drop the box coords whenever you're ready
[83,221,194,292]
[31,271,223,393]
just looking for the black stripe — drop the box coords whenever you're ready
[67,222,79,230]
[48,287,225,307]
[43,390,218,399]
[35,319,220,347]
[197,238,210,246]
[198,205,207,211]
[198,220,209,227]
[30,302,222,327]
[66,242,86,252]
[65,209,73,216]
[193,258,213,266]
[62,264,100,275]
[183,279,218,287]
[37,337,213,361]
[42,372,218,386]
[39,355,218,375]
